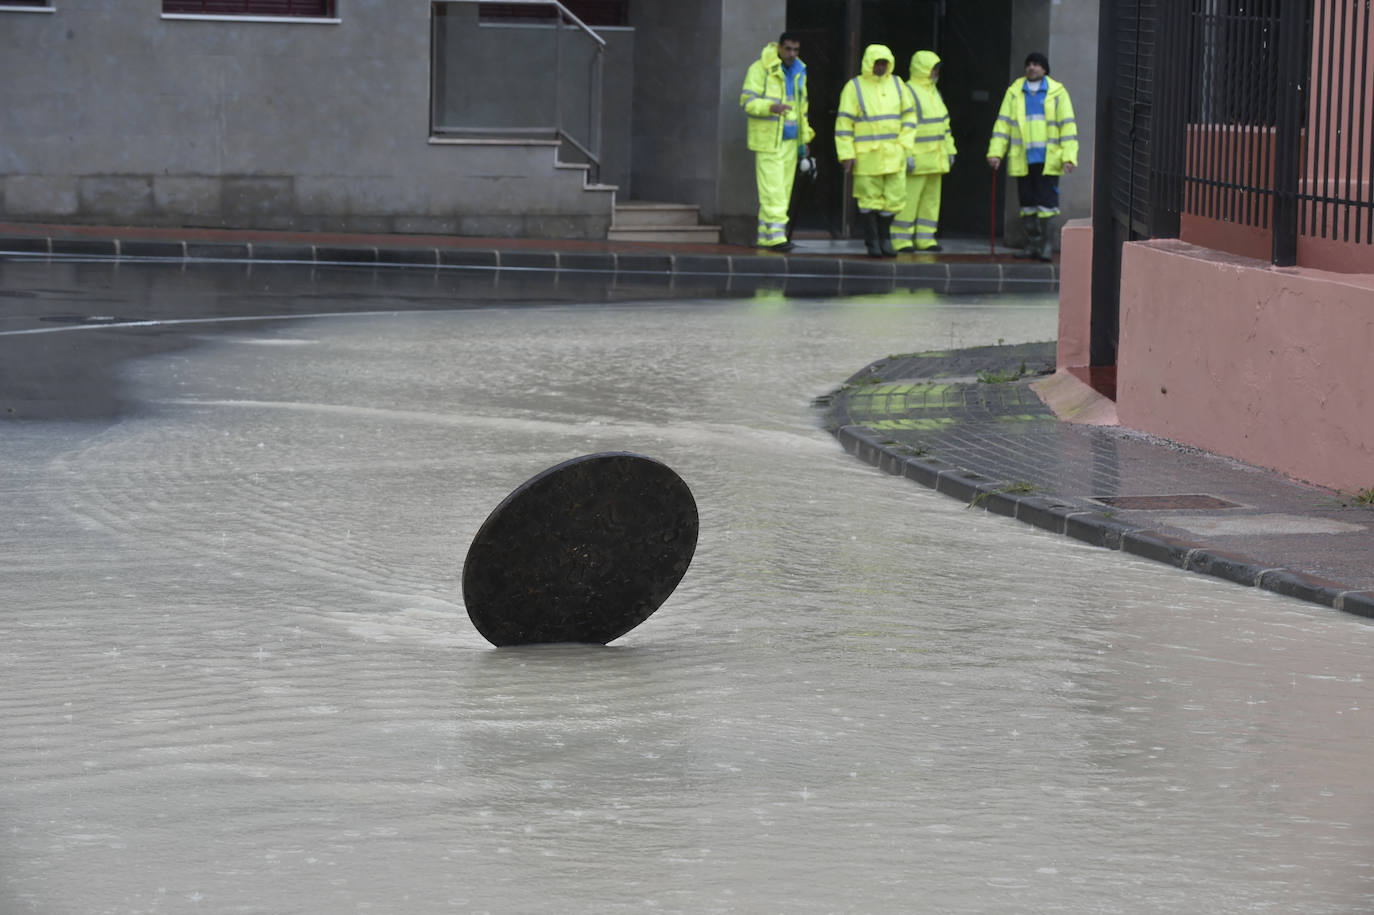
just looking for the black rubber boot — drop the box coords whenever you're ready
[1036,217,1056,261]
[1014,214,1041,258]
[861,211,882,257]
[876,214,897,257]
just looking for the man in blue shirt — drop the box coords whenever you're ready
[986,52,1078,260]
[741,32,815,251]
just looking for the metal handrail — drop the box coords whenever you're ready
[434,0,604,179]
[472,0,605,47]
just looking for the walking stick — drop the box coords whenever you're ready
[988,166,997,255]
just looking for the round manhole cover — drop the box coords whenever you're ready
[462,452,698,646]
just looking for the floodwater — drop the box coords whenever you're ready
[2,262,1372,914]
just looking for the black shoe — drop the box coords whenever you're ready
[861,212,882,257]
[876,214,897,257]
[918,244,943,253]
[759,241,795,253]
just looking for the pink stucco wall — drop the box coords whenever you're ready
[1056,217,1093,371]
[1117,239,1374,492]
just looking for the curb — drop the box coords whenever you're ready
[835,423,1374,620]
[0,233,1059,290]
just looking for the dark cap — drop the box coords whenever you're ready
[1024,52,1050,74]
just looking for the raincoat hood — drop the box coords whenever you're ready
[759,41,805,72]
[909,50,941,84]
[860,44,895,78]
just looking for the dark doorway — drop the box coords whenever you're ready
[786,0,1013,239]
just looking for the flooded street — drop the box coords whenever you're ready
[2,262,1372,913]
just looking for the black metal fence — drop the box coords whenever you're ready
[1134,0,1372,266]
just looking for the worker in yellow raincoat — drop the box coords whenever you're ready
[986,52,1078,260]
[835,44,916,257]
[740,32,815,251]
[892,50,956,253]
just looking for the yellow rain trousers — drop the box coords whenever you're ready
[851,173,906,216]
[892,174,943,251]
[753,139,801,246]
[892,50,956,251]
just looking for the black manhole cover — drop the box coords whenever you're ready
[462,452,698,647]
[1093,494,1242,510]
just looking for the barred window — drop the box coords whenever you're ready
[163,1,337,17]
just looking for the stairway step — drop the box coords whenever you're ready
[613,201,702,228]
[606,225,722,244]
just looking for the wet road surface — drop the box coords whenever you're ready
[2,258,1372,914]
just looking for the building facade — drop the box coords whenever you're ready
[0,0,1093,245]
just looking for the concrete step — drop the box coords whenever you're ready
[612,201,702,228]
[606,225,722,244]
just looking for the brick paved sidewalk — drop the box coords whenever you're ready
[819,342,1374,619]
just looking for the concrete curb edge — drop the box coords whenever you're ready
[0,234,1059,287]
[835,423,1374,620]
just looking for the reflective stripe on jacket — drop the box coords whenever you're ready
[741,42,816,152]
[834,44,915,176]
[985,76,1079,176]
[904,50,956,175]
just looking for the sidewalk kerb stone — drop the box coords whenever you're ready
[875,445,909,476]
[730,255,786,276]
[894,261,949,282]
[185,242,250,260]
[901,456,950,488]
[253,242,318,263]
[1257,569,1346,608]
[973,486,1021,518]
[439,248,499,269]
[1013,496,1073,534]
[497,250,558,270]
[840,258,896,280]
[54,238,118,258]
[1063,512,1139,549]
[0,236,51,255]
[935,469,995,503]
[120,239,185,259]
[727,273,787,292]
[673,253,730,275]
[377,247,441,267]
[1120,530,1196,568]
[1337,591,1374,619]
[557,251,616,272]
[947,262,1003,284]
[613,252,672,273]
[0,227,1064,294]
[314,245,379,264]
[1184,548,1268,587]
[785,256,840,277]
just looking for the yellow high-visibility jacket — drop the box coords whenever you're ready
[903,50,956,175]
[740,42,816,152]
[986,76,1079,176]
[834,44,915,176]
